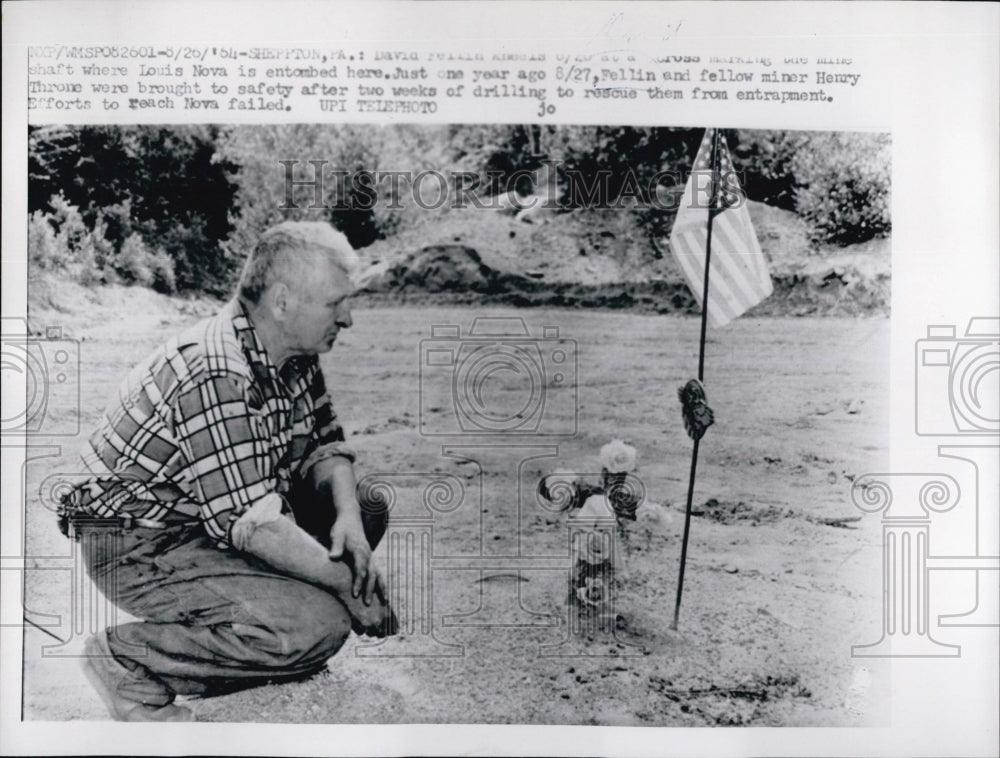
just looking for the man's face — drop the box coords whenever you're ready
[281,255,354,355]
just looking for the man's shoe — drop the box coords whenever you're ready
[81,632,194,722]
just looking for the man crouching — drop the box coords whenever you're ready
[60,221,396,722]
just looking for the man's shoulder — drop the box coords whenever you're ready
[173,301,252,381]
[128,302,252,397]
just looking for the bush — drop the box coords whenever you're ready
[27,195,111,285]
[115,233,176,293]
[29,125,236,293]
[791,133,891,245]
[216,124,450,271]
[27,211,63,271]
[730,130,805,211]
[27,195,176,292]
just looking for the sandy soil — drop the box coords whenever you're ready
[20,288,890,726]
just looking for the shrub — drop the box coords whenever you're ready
[28,195,176,292]
[27,211,63,271]
[730,130,806,211]
[29,125,236,293]
[28,195,111,285]
[216,124,450,276]
[115,233,176,293]
[791,133,891,245]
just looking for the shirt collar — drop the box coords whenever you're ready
[231,298,283,383]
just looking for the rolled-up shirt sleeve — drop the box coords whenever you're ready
[172,373,275,547]
[298,362,356,476]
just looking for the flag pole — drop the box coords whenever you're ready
[671,127,720,631]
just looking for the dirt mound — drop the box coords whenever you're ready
[357,203,889,317]
[358,245,889,318]
[760,254,890,318]
[363,243,700,312]
[371,244,501,294]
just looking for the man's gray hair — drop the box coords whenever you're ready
[238,221,359,303]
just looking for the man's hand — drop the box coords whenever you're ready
[238,510,396,637]
[344,590,398,638]
[328,515,383,604]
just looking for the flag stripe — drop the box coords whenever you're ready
[674,225,748,327]
[705,274,740,326]
[712,216,767,305]
[668,130,773,327]
[714,217,771,302]
[675,222,764,316]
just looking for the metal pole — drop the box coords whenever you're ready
[671,128,720,630]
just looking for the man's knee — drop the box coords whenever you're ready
[291,591,352,662]
[228,587,352,669]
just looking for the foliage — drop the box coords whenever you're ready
[28,195,177,293]
[546,126,703,248]
[215,124,452,266]
[116,233,177,292]
[28,195,107,286]
[28,125,235,293]
[729,130,806,211]
[790,133,891,245]
[28,124,891,296]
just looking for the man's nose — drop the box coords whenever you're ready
[335,303,353,329]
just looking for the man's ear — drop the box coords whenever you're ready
[265,281,291,320]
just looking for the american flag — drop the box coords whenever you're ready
[668,130,773,328]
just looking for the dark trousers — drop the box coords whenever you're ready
[80,496,386,702]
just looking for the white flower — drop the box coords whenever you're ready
[599,439,637,474]
[575,577,607,607]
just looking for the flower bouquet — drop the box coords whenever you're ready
[537,440,647,618]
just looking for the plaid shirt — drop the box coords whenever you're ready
[68,299,355,548]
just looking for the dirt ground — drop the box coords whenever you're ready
[19,284,891,726]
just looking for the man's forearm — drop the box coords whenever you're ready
[240,511,388,630]
[308,455,362,521]
[242,511,355,595]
